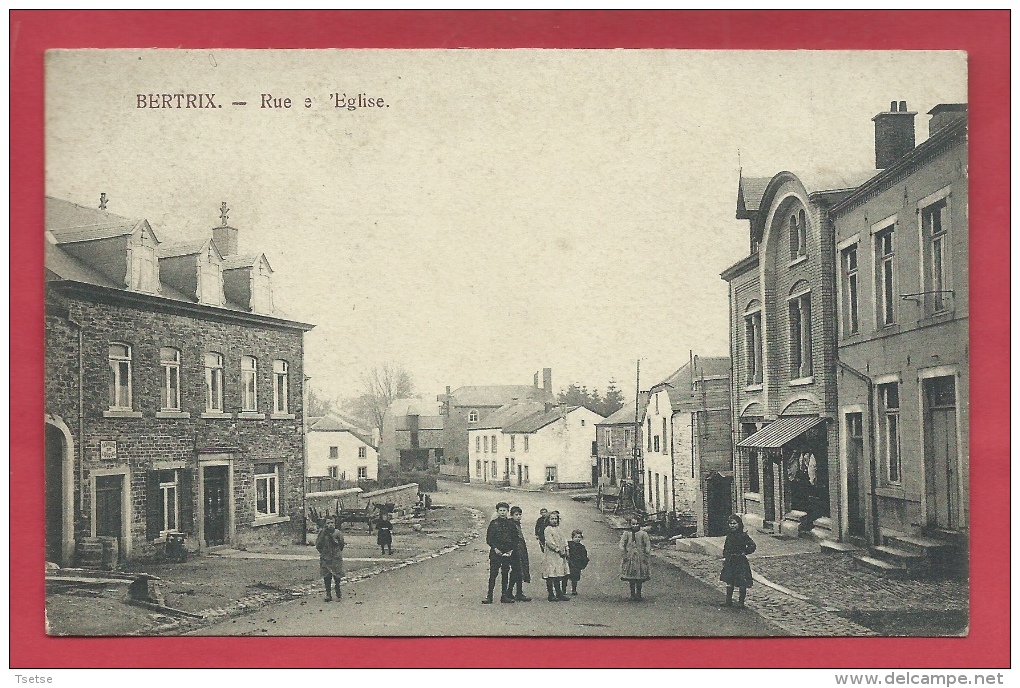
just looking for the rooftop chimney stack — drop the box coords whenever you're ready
[542,368,553,395]
[534,371,540,389]
[212,201,239,256]
[927,103,968,137]
[872,100,916,169]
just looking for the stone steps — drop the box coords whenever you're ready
[819,540,862,554]
[851,553,909,579]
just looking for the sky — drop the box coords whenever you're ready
[45,50,967,405]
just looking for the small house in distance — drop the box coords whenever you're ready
[307,415,379,483]
[501,405,604,489]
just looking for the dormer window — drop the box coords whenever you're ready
[129,229,159,293]
[468,410,479,423]
[199,245,224,306]
[252,259,273,314]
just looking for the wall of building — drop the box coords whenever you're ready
[45,291,305,559]
[595,422,641,485]
[523,408,601,488]
[307,430,378,481]
[642,390,673,514]
[834,135,968,538]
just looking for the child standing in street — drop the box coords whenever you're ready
[315,515,345,602]
[483,501,517,604]
[619,517,651,601]
[376,510,394,555]
[720,514,756,608]
[566,529,589,595]
[542,511,571,602]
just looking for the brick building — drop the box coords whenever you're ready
[831,104,968,545]
[466,401,545,485]
[379,398,446,473]
[723,166,874,540]
[44,197,313,565]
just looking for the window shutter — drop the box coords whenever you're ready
[179,469,194,534]
[146,470,162,541]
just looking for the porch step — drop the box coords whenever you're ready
[870,545,927,569]
[819,540,862,554]
[925,528,968,547]
[851,553,909,578]
[886,534,954,556]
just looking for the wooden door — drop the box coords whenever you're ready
[203,465,228,546]
[924,377,959,529]
[95,474,123,538]
[845,413,866,538]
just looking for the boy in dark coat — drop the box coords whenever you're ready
[315,516,345,602]
[534,508,549,552]
[566,529,590,595]
[483,502,517,604]
[508,505,532,602]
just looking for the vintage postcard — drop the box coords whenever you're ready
[41,48,974,643]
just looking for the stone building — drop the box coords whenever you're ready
[44,197,313,565]
[594,392,648,490]
[831,104,968,546]
[307,415,379,482]
[641,356,733,535]
[500,405,604,489]
[435,369,555,478]
[379,398,445,473]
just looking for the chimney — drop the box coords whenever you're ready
[872,100,916,169]
[543,368,553,395]
[212,201,239,256]
[927,103,968,137]
[533,371,540,389]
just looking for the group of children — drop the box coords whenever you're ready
[484,502,589,604]
[319,498,757,609]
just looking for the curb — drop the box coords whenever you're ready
[133,507,484,636]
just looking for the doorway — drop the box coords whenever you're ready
[45,424,65,564]
[924,376,960,529]
[845,412,866,539]
[203,465,229,546]
[706,474,734,536]
[517,465,522,486]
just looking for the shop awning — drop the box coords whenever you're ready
[737,416,825,449]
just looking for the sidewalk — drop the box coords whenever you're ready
[45,505,482,636]
[653,534,969,636]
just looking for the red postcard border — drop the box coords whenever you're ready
[10,10,1009,668]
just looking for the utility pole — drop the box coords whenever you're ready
[633,359,643,512]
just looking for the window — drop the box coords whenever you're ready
[273,360,289,414]
[662,418,668,453]
[242,356,258,411]
[744,307,763,385]
[158,347,181,411]
[655,394,659,414]
[476,459,482,477]
[648,470,653,502]
[788,291,813,379]
[468,409,479,423]
[205,352,224,412]
[624,429,632,448]
[878,383,901,484]
[510,435,516,452]
[328,466,339,479]
[476,436,481,453]
[647,418,652,452]
[358,446,367,459]
[581,419,585,426]
[159,470,178,534]
[876,227,896,327]
[357,466,368,480]
[523,436,529,452]
[653,435,660,453]
[790,210,807,258]
[742,423,760,493]
[922,198,950,313]
[129,230,159,293]
[199,245,223,305]
[545,466,557,483]
[491,460,497,478]
[483,436,489,453]
[254,464,280,518]
[329,446,338,460]
[842,246,860,335]
[491,435,497,453]
[108,343,132,410]
[605,428,613,446]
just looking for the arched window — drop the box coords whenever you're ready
[787,282,813,380]
[160,347,181,411]
[468,409,479,423]
[789,210,807,258]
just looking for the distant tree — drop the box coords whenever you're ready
[358,364,415,432]
[602,380,626,417]
[306,384,336,419]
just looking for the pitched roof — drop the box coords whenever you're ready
[651,356,731,409]
[310,415,376,448]
[452,385,553,408]
[503,405,586,434]
[45,241,118,287]
[474,401,548,430]
[598,403,642,426]
[736,169,877,221]
[222,253,272,271]
[735,175,771,219]
[46,197,158,244]
[157,239,214,259]
[394,415,445,431]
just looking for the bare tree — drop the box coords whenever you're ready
[358,364,415,431]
